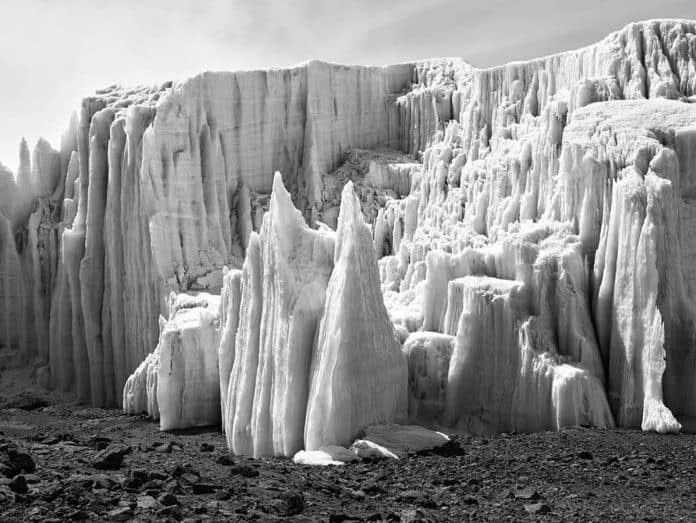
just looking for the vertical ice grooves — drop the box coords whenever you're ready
[0,21,694,441]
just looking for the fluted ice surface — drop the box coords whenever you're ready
[123,292,221,430]
[1,20,695,443]
[219,175,405,456]
[304,182,408,451]
[224,173,335,457]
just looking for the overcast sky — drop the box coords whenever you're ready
[0,0,692,170]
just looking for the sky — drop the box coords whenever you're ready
[0,0,693,171]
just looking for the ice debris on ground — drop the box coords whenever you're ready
[293,424,450,465]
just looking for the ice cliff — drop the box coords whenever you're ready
[2,20,696,451]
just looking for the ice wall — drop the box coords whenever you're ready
[0,62,417,405]
[377,20,696,433]
[0,137,63,371]
[2,19,696,442]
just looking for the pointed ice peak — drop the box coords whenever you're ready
[18,138,30,169]
[0,161,16,222]
[0,160,12,178]
[271,171,300,221]
[334,181,363,262]
[60,111,79,152]
[338,180,357,215]
[304,179,407,450]
[268,170,310,243]
[271,170,292,207]
[247,230,260,254]
[34,137,52,150]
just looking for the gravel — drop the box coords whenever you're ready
[1,397,695,521]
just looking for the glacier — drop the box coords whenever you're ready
[1,19,696,457]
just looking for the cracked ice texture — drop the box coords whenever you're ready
[0,19,695,441]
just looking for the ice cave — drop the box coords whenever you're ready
[3,19,696,463]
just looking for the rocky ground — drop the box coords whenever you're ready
[0,377,695,522]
